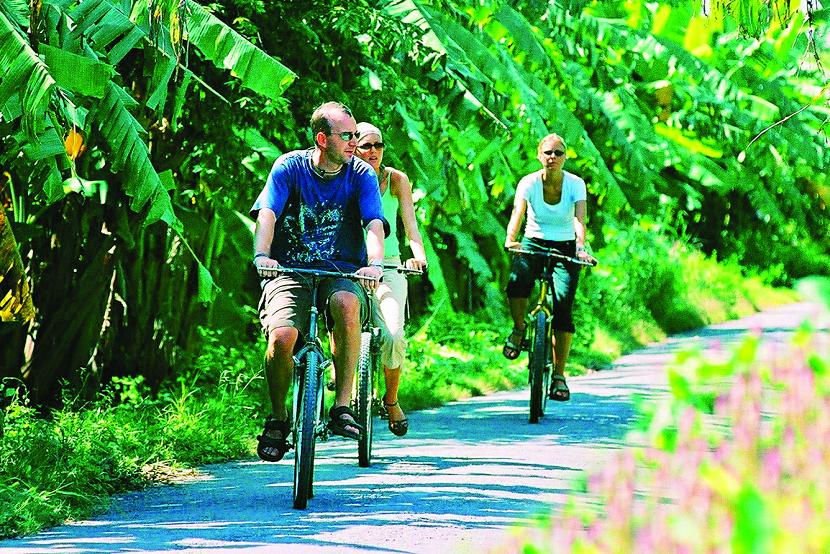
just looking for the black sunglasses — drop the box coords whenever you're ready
[331,131,358,141]
[542,149,566,157]
[358,142,385,150]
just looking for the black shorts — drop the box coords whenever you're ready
[505,238,580,333]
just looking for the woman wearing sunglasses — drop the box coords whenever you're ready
[502,133,596,402]
[354,121,428,437]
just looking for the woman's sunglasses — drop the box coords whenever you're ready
[542,149,566,157]
[358,142,385,151]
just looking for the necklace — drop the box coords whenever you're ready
[309,150,344,180]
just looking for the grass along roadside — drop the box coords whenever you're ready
[0,249,802,539]
[486,294,830,553]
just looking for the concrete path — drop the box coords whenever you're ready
[2,302,827,554]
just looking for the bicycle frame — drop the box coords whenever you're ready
[507,248,594,423]
[512,248,594,320]
[263,265,378,509]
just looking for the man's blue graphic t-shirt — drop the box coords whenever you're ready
[250,149,387,272]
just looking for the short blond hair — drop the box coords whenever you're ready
[538,133,566,152]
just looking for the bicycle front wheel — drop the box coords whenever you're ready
[293,352,320,509]
[528,311,549,424]
[356,330,374,467]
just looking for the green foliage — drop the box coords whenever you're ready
[0,385,145,538]
[0,333,262,539]
[490,316,830,553]
[406,307,527,407]
[4,0,830,409]
[588,220,703,337]
[0,0,294,403]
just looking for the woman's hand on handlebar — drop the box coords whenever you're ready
[576,250,598,266]
[404,258,428,272]
[255,256,282,278]
[356,264,383,291]
[504,239,522,251]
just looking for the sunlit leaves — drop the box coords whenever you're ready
[180,1,296,101]
[0,208,34,323]
[0,11,56,141]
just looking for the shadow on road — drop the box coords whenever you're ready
[2,388,638,554]
[2,302,826,554]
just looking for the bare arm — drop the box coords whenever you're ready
[573,200,596,263]
[504,195,527,250]
[356,218,385,289]
[254,208,281,277]
[391,170,427,270]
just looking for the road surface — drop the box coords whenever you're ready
[2,302,827,554]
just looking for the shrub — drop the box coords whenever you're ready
[488,313,830,553]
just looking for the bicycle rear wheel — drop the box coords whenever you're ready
[293,352,320,509]
[528,311,549,423]
[356,330,375,467]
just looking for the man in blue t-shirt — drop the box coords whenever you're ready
[250,101,388,462]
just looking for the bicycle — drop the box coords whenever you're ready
[354,264,423,468]
[262,265,378,509]
[507,248,596,423]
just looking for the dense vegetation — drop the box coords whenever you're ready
[1,0,828,405]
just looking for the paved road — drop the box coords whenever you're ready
[2,302,828,554]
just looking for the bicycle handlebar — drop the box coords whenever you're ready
[259,265,381,281]
[382,263,424,275]
[507,248,597,267]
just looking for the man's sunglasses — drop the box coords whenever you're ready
[358,142,385,151]
[542,149,566,157]
[331,131,358,141]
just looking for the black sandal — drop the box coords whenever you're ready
[549,376,570,402]
[502,327,527,360]
[380,400,409,437]
[327,405,364,440]
[256,416,290,462]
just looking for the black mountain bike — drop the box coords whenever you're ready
[508,248,596,423]
[265,266,377,509]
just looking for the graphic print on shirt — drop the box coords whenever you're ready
[278,194,343,265]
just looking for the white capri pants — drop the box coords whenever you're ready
[373,255,408,368]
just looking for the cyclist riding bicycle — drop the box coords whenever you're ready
[355,121,429,438]
[251,101,389,462]
[503,133,597,402]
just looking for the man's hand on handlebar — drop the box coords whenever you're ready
[255,256,282,278]
[356,264,384,291]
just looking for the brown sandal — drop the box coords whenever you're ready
[502,327,527,360]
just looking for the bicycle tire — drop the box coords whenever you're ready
[356,331,374,467]
[293,351,320,509]
[528,311,548,423]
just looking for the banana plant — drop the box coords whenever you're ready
[0,0,295,403]
[377,0,828,266]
